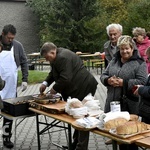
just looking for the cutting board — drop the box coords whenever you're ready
[29,100,66,114]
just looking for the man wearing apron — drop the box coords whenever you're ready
[0,24,28,148]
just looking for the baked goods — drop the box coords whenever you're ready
[69,99,83,108]
[104,118,128,130]
[116,121,150,135]
[129,114,139,121]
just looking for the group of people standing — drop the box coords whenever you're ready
[102,23,150,150]
[0,23,150,150]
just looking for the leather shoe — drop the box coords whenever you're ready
[3,137,14,149]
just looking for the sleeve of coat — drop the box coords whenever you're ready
[138,86,150,98]
[45,71,55,86]
[19,43,28,82]
[127,61,148,90]
[53,57,73,93]
[138,75,150,98]
[100,61,111,86]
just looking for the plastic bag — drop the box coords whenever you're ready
[75,117,100,128]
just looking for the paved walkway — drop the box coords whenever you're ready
[0,69,113,150]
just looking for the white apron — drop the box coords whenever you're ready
[0,46,18,100]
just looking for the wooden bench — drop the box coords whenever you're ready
[31,58,50,70]
[94,61,104,74]
[90,59,102,69]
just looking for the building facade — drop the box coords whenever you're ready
[0,0,40,54]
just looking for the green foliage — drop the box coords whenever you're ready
[26,0,150,53]
[26,0,100,52]
[124,0,150,34]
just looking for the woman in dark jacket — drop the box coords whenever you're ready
[100,35,147,114]
[100,35,148,150]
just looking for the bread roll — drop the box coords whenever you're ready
[104,118,128,130]
[129,114,138,121]
[116,121,149,135]
[69,100,83,108]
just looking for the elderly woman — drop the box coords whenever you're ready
[100,35,148,150]
[132,27,150,73]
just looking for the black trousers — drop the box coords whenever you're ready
[72,129,89,150]
[3,117,13,138]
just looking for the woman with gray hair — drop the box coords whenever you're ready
[132,27,150,73]
[100,35,148,150]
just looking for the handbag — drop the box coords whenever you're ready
[120,86,129,111]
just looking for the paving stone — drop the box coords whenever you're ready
[0,70,114,150]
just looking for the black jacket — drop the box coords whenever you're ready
[138,75,150,99]
[45,48,98,100]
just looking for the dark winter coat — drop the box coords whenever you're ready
[138,75,150,98]
[100,49,148,113]
[45,48,98,101]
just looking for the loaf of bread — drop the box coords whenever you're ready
[116,121,150,135]
[104,118,128,130]
[129,114,139,121]
[69,99,83,108]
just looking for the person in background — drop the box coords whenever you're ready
[134,47,150,124]
[39,42,98,150]
[134,75,150,124]
[0,24,28,148]
[100,35,147,150]
[132,27,150,73]
[104,23,123,68]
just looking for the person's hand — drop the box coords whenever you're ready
[133,85,143,96]
[50,87,57,94]
[108,75,117,86]
[108,75,123,87]
[116,77,123,87]
[21,82,27,92]
[39,84,47,94]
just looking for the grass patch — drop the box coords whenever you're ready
[18,70,48,85]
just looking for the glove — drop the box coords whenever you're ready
[21,82,27,92]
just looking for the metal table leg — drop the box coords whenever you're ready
[36,113,41,150]
[14,119,17,150]
[112,140,118,150]
[68,124,72,150]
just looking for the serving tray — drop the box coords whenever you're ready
[109,128,150,139]
[29,100,66,114]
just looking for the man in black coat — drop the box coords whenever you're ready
[40,42,98,150]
